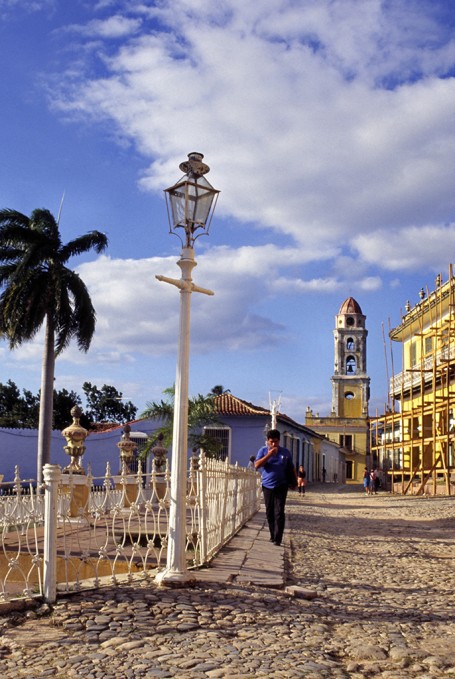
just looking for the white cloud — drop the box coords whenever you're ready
[49,0,455,274]
[271,276,341,294]
[67,15,142,39]
[54,244,387,375]
[0,0,54,11]
[0,0,56,21]
[72,250,294,361]
[5,0,454,421]
[354,223,455,272]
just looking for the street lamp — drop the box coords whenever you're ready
[155,152,219,585]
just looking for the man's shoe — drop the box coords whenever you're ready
[269,537,275,542]
[274,541,281,546]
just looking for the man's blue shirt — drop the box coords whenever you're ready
[255,445,293,489]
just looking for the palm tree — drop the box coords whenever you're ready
[140,386,223,458]
[210,385,230,396]
[0,208,108,483]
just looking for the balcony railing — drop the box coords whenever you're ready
[390,345,454,395]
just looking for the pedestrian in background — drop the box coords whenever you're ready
[254,429,297,546]
[363,467,370,495]
[297,465,306,495]
[374,467,381,493]
[247,455,256,470]
[370,468,377,494]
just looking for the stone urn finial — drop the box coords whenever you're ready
[117,424,137,474]
[62,405,88,475]
[151,433,168,473]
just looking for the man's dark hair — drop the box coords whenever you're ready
[266,429,281,440]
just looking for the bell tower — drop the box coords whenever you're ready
[305,296,371,482]
[331,297,370,418]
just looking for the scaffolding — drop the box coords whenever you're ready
[371,266,455,495]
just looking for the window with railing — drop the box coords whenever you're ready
[203,426,231,461]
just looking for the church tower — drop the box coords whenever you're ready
[331,297,370,418]
[305,296,370,483]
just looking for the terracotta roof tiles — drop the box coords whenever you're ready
[339,296,363,315]
[214,394,270,416]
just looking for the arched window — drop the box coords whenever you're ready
[345,392,355,400]
[346,337,355,350]
[346,355,356,374]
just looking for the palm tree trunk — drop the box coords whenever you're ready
[37,316,55,486]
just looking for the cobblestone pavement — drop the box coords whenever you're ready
[0,484,454,678]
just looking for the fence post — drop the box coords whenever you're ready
[43,464,61,604]
[198,451,208,564]
[220,457,229,544]
[232,462,239,532]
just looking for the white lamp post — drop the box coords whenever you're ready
[155,152,219,585]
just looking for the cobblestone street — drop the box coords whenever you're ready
[287,486,455,677]
[0,485,454,678]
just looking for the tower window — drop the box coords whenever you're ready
[346,316,354,326]
[340,434,353,449]
[345,391,355,399]
[346,337,355,350]
[346,356,356,374]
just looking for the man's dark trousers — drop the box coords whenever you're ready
[262,483,288,545]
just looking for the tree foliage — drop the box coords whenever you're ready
[82,382,137,425]
[0,380,39,428]
[53,388,86,430]
[0,380,137,430]
[140,385,223,458]
[210,385,230,396]
[0,207,108,480]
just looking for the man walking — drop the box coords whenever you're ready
[254,429,297,546]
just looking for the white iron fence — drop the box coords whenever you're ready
[0,453,261,603]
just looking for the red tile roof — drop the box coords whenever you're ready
[214,394,270,416]
[87,393,322,439]
[339,296,363,315]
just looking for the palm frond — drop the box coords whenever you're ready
[139,386,221,459]
[0,270,48,346]
[59,231,108,262]
[141,400,175,422]
[0,205,109,477]
[0,208,30,228]
[57,270,96,354]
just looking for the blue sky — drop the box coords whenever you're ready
[1,0,455,422]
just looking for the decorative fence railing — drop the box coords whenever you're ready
[390,344,455,394]
[0,453,261,603]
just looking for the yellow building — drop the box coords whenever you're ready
[306,297,370,483]
[371,269,455,495]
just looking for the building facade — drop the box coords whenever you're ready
[371,270,455,495]
[306,297,370,483]
[207,393,345,483]
[0,393,346,485]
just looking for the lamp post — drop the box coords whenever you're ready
[155,152,219,585]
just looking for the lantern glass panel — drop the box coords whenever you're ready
[167,175,217,231]
[167,182,187,229]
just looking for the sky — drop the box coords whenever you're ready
[1,0,455,424]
